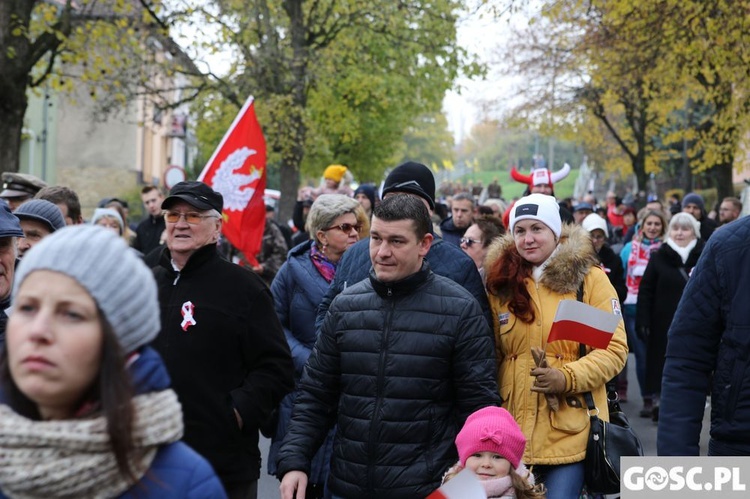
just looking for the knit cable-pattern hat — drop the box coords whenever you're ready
[12,225,160,353]
[455,406,526,469]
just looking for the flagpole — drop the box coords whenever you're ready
[197,96,256,182]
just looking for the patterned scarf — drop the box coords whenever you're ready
[0,389,183,499]
[310,241,337,283]
[625,237,662,305]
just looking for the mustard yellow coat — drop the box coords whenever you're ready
[485,224,628,465]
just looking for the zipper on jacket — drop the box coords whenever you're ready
[368,298,394,491]
[170,259,182,286]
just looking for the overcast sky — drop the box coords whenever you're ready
[444,2,540,144]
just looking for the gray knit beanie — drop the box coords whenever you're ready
[12,225,160,353]
[14,199,66,232]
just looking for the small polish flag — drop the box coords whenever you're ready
[548,300,621,349]
[426,468,485,499]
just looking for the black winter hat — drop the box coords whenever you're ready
[381,161,435,209]
[354,183,378,209]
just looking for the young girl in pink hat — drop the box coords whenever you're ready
[442,406,545,498]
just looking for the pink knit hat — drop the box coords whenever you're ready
[455,406,526,469]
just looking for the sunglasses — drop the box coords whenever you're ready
[322,223,363,233]
[460,237,482,247]
[164,211,219,225]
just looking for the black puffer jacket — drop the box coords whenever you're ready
[276,263,501,498]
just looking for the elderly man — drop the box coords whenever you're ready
[0,203,24,347]
[13,199,66,258]
[151,181,294,498]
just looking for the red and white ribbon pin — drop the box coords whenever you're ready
[181,301,196,331]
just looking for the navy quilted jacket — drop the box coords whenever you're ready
[267,240,335,484]
[658,218,750,455]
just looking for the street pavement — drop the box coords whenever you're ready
[254,352,713,498]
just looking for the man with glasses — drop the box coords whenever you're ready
[152,181,294,499]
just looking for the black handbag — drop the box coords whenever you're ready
[580,344,644,495]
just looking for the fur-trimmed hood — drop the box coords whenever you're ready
[484,223,599,298]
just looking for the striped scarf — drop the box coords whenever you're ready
[625,237,662,305]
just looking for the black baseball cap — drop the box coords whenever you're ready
[162,181,223,212]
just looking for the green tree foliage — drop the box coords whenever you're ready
[183,0,475,220]
[491,0,750,199]
[0,0,176,175]
[391,113,456,176]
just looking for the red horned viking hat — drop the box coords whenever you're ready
[510,163,571,190]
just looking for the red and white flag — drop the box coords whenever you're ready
[547,300,621,349]
[198,96,266,266]
[426,468,485,499]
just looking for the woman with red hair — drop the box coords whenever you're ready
[485,193,627,499]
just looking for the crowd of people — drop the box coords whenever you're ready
[0,160,746,499]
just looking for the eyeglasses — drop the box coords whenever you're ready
[164,211,219,225]
[460,237,482,247]
[322,223,363,233]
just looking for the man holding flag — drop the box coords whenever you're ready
[152,97,294,498]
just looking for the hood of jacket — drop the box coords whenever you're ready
[484,223,599,298]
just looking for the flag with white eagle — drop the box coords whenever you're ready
[198,97,267,266]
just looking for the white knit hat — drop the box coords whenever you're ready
[12,225,160,354]
[91,207,124,232]
[509,193,562,238]
[582,213,609,238]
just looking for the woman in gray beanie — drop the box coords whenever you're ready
[0,225,226,498]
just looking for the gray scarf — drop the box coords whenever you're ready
[0,389,183,498]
